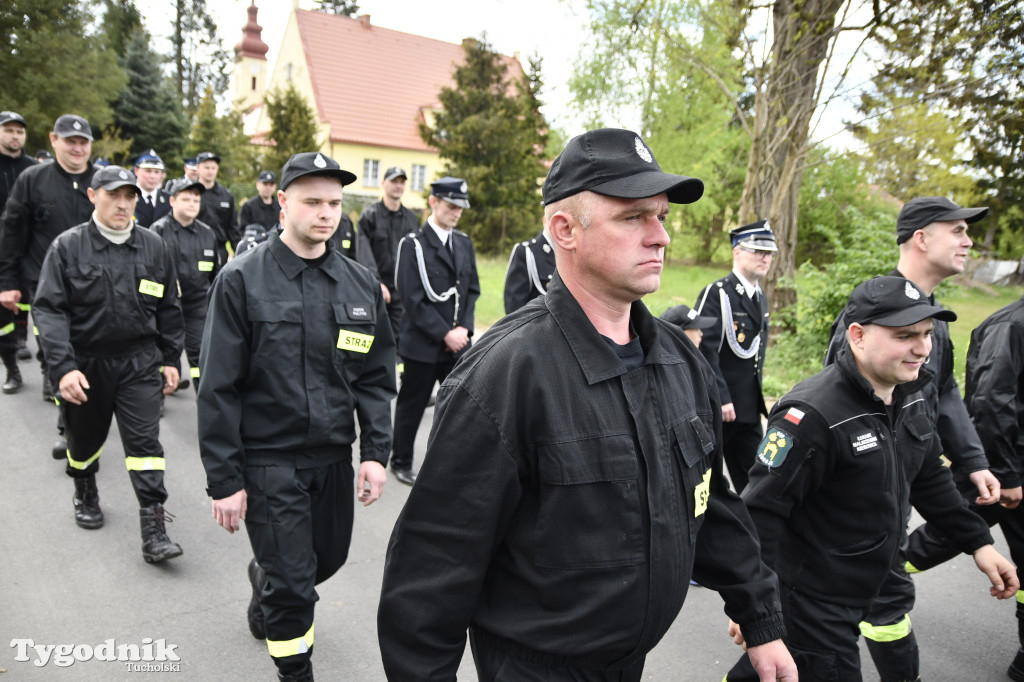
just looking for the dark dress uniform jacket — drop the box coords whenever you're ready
[196,232,396,500]
[824,268,988,474]
[394,224,480,364]
[503,231,556,314]
[378,275,787,679]
[694,272,769,420]
[134,190,171,228]
[32,220,185,387]
[149,215,219,309]
[0,161,95,293]
[199,182,238,249]
[743,349,993,607]
[964,295,1024,488]
[358,200,419,292]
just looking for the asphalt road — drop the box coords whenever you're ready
[0,346,1019,681]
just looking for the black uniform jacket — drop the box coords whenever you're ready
[150,214,220,309]
[694,271,769,420]
[198,182,238,249]
[394,223,480,364]
[0,161,95,292]
[503,231,556,314]
[378,275,787,679]
[358,200,420,291]
[964,295,1024,488]
[743,349,993,607]
[825,268,988,474]
[329,213,378,277]
[134,190,171,228]
[197,232,396,500]
[0,152,35,210]
[238,195,280,232]
[33,220,185,387]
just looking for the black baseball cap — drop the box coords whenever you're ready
[0,111,26,127]
[258,170,277,183]
[195,151,220,164]
[167,177,205,196]
[895,197,988,245]
[53,115,93,140]
[90,166,140,195]
[661,304,716,330]
[542,128,703,206]
[430,177,470,208]
[279,152,356,190]
[383,166,407,182]
[847,276,957,327]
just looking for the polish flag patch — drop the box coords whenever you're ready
[783,408,805,425]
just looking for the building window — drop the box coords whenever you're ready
[363,159,380,187]
[251,76,257,91]
[410,164,426,192]
[286,63,293,81]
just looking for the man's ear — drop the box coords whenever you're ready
[86,187,97,205]
[848,321,866,350]
[547,211,576,252]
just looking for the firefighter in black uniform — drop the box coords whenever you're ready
[901,293,1024,680]
[195,151,238,265]
[32,165,185,563]
[132,150,170,228]
[0,110,36,392]
[726,276,1017,681]
[0,114,96,402]
[823,196,999,681]
[357,166,420,344]
[503,228,555,314]
[151,178,219,392]
[379,128,797,681]
[694,221,776,492]
[329,212,377,274]
[390,176,480,485]
[239,170,281,231]
[197,152,396,682]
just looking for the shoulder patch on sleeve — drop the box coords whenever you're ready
[757,427,793,468]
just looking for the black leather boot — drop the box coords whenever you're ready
[41,371,53,402]
[140,504,183,563]
[73,476,104,529]
[2,351,22,394]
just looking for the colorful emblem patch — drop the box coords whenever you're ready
[757,427,793,468]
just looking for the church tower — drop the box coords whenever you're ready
[232,1,270,112]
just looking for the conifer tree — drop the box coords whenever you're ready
[263,84,321,175]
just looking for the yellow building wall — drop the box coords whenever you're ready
[328,141,445,210]
[232,55,268,113]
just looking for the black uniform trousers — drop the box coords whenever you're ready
[908,501,1024,647]
[243,457,354,678]
[385,298,404,353]
[390,356,455,472]
[469,629,646,682]
[859,558,918,682]
[722,420,763,493]
[181,302,207,391]
[59,347,167,507]
[727,584,867,682]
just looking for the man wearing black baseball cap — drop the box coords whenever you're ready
[199,152,395,682]
[727,275,1016,681]
[33,165,186,563]
[661,302,716,347]
[822,196,1000,682]
[0,114,97,403]
[194,151,237,265]
[239,169,281,231]
[379,128,796,680]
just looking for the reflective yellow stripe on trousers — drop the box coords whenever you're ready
[68,447,102,470]
[1016,590,1024,605]
[859,614,911,642]
[0,322,14,336]
[189,367,200,379]
[267,624,314,658]
[125,457,166,471]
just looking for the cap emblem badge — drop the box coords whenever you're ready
[634,137,653,163]
[313,153,327,169]
[460,181,468,193]
[119,170,128,180]
[73,121,82,130]
[687,309,698,320]
[904,281,920,300]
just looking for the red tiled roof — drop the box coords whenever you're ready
[294,11,522,152]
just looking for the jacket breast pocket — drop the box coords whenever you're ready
[248,300,303,367]
[534,434,643,570]
[672,415,715,543]
[135,266,164,313]
[67,263,106,306]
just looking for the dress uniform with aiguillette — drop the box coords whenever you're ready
[503,229,556,314]
[694,221,776,492]
[32,165,185,563]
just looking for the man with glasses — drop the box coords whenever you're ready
[694,221,777,492]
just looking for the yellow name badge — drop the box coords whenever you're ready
[341,239,351,249]
[337,330,374,354]
[694,468,711,517]
[198,260,214,272]
[138,279,165,298]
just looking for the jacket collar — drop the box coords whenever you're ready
[544,272,685,385]
[267,230,347,282]
[85,218,140,251]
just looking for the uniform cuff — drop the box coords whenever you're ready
[207,478,245,500]
[741,613,788,649]
[359,443,390,467]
